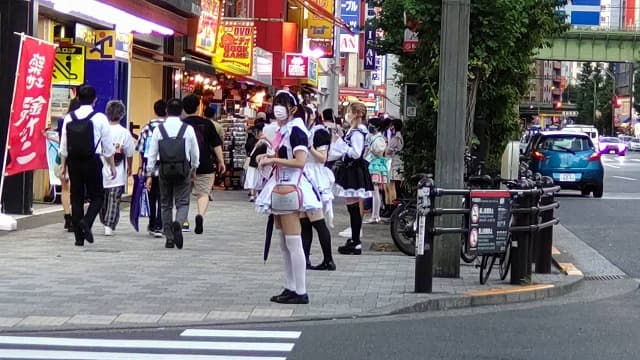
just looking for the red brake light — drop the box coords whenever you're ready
[532,150,546,161]
[588,152,601,161]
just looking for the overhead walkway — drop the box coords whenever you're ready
[536,28,640,62]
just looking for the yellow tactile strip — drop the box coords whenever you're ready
[465,284,555,297]
[557,262,584,276]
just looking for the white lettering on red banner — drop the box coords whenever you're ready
[5,36,57,176]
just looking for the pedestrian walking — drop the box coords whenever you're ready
[363,117,389,224]
[99,100,135,236]
[182,94,226,235]
[328,102,373,255]
[146,98,200,249]
[384,118,404,213]
[203,105,225,200]
[244,123,269,202]
[59,85,116,246]
[301,106,335,271]
[256,89,321,304]
[135,99,166,238]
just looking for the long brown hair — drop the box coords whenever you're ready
[348,102,366,128]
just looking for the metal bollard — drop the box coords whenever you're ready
[535,192,554,273]
[415,177,434,293]
[510,180,533,285]
[527,186,540,280]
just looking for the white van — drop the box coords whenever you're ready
[563,125,599,147]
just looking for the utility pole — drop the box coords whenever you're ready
[433,0,470,278]
[325,0,341,114]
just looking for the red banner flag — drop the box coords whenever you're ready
[4,35,57,177]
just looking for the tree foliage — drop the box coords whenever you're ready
[574,62,615,135]
[370,0,567,176]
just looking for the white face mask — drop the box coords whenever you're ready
[273,105,289,121]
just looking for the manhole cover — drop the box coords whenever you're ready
[584,274,627,281]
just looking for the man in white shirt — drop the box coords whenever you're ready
[59,85,117,247]
[146,98,200,249]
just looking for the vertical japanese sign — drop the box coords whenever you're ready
[340,0,360,53]
[363,28,376,71]
[403,14,419,53]
[212,20,255,75]
[196,0,222,56]
[5,35,57,177]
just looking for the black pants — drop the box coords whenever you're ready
[148,176,162,230]
[67,156,104,236]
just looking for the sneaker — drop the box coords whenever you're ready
[104,226,113,236]
[363,217,380,224]
[338,239,362,255]
[338,227,363,238]
[172,221,184,249]
[182,221,190,232]
[153,228,164,238]
[194,214,203,235]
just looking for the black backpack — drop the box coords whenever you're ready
[158,123,190,181]
[66,111,98,160]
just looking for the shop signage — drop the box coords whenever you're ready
[371,55,384,86]
[307,0,334,40]
[403,12,420,53]
[308,39,333,58]
[5,35,56,177]
[340,34,359,53]
[340,0,360,34]
[52,45,85,86]
[364,28,376,71]
[86,30,115,60]
[212,20,255,75]
[285,54,309,78]
[74,23,96,48]
[195,0,222,56]
[115,32,133,62]
[251,47,273,86]
[307,58,318,86]
[468,190,512,255]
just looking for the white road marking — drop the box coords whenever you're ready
[0,336,294,352]
[612,176,637,181]
[604,163,620,169]
[181,329,301,339]
[0,349,285,360]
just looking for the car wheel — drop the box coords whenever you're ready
[581,188,591,197]
[593,184,604,198]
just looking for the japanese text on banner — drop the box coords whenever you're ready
[5,36,57,176]
[212,20,254,76]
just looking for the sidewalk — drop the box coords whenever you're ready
[0,191,582,330]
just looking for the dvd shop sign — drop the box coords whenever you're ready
[284,53,309,78]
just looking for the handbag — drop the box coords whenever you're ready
[270,167,303,212]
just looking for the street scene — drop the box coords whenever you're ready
[0,0,640,359]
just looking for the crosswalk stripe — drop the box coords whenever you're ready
[0,336,294,352]
[180,329,301,339]
[0,349,287,360]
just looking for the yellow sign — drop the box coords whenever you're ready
[212,20,255,76]
[307,0,334,40]
[86,30,116,60]
[52,45,85,86]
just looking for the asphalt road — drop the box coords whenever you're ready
[556,151,640,278]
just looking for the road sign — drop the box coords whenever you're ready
[52,46,85,86]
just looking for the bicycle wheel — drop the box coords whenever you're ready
[460,214,477,263]
[479,255,497,285]
[499,235,512,280]
[390,202,417,256]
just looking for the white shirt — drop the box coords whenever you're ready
[329,125,368,161]
[102,124,135,188]
[146,116,200,174]
[59,105,115,158]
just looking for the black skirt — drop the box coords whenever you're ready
[334,158,374,193]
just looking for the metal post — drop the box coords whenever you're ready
[415,178,434,293]
[592,79,597,125]
[510,183,533,285]
[535,192,555,273]
[325,0,341,113]
[433,0,470,278]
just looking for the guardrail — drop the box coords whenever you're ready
[414,177,561,293]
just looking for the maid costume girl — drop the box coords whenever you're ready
[305,124,335,225]
[330,124,374,199]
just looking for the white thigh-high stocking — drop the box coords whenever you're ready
[279,232,295,291]
[372,185,381,219]
[285,235,307,295]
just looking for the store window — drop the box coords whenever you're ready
[224,0,253,18]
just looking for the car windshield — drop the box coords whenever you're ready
[600,137,619,143]
[537,135,592,152]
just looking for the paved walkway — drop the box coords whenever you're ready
[0,191,581,330]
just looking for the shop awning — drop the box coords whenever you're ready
[339,87,376,100]
[182,54,216,76]
[289,0,355,35]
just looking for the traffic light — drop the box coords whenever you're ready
[613,96,623,108]
[554,101,562,110]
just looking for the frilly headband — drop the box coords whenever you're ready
[275,90,298,107]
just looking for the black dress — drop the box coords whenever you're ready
[334,126,374,198]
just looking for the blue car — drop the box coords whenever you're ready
[523,131,604,198]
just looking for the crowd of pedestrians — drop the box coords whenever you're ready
[55,85,404,306]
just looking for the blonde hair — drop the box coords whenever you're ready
[348,102,367,127]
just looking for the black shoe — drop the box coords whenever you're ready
[172,221,183,249]
[74,240,84,246]
[64,214,71,230]
[165,240,175,248]
[79,220,93,244]
[195,214,203,234]
[338,239,361,255]
[270,289,295,303]
[274,293,309,304]
[310,260,336,271]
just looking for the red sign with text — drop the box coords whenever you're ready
[5,36,56,176]
[284,54,309,78]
